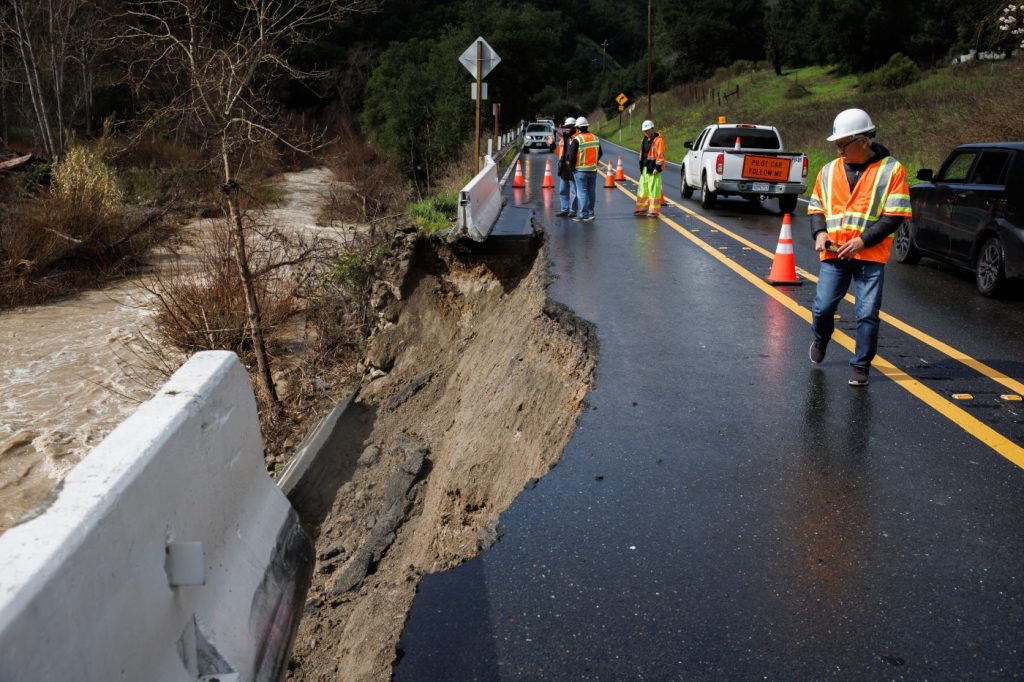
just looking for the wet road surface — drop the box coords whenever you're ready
[395,143,1024,679]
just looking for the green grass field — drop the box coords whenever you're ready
[597,58,1024,191]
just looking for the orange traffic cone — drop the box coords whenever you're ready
[604,163,616,187]
[512,159,525,188]
[765,213,803,286]
[615,156,625,180]
[542,160,555,188]
[734,136,742,150]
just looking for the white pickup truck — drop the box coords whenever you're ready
[680,122,808,214]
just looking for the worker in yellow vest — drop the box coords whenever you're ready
[807,108,912,386]
[634,120,666,217]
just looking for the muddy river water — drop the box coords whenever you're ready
[0,284,155,531]
[0,168,339,533]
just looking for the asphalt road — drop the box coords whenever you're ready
[395,141,1024,680]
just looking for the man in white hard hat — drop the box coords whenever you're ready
[567,116,602,222]
[634,120,666,217]
[807,108,912,386]
[555,117,579,217]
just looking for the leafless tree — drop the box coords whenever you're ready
[0,42,10,144]
[0,0,101,159]
[123,0,378,409]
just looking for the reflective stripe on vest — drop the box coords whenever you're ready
[576,132,599,171]
[812,155,910,263]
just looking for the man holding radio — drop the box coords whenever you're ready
[807,108,912,386]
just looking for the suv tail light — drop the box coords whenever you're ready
[802,157,809,178]
[716,153,724,175]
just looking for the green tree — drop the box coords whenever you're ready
[656,0,766,82]
[361,33,473,188]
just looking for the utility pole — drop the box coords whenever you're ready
[646,0,653,117]
[601,39,609,77]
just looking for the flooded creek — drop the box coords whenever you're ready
[0,167,342,534]
[0,284,155,531]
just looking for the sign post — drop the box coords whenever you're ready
[460,37,501,172]
[615,93,629,143]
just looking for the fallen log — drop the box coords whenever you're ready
[0,154,33,172]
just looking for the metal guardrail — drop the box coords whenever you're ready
[454,155,503,242]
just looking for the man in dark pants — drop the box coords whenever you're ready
[555,117,579,217]
[807,108,912,386]
[568,116,602,222]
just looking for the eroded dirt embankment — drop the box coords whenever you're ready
[287,234,597,681]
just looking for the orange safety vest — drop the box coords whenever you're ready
[643,133,666,170]
[575,131,600,172]
[808,155,912,263]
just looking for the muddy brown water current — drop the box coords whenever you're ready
[0,168,343,534]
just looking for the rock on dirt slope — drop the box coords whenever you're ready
[287,230,597,681]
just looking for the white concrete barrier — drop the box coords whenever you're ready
[454,155,502,242]
[0,351,312,682]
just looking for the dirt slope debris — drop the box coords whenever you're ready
[287,230,597,681]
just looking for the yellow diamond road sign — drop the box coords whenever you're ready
[615,93,628,106]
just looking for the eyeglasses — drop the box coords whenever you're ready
[836,136,862,153]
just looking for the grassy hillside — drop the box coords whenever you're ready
[596,58,1024,189]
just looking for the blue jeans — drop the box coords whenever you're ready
[811,259,886,370]
[574,171,597,218]
[559,175,578,213]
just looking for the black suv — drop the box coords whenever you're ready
[894,142,1024,296]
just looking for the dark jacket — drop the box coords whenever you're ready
[558,129,576,181]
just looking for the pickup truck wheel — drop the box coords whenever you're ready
[777,194,798,214]
[700,175,716,209]
[681,177,694,199]
[976,236,1006,297]
[893,221,921,264]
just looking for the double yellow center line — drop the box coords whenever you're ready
[602,165,1024,470]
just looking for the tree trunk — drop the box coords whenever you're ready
[11,2,56,158]
[0,49,8,144]
[222,148,281,410]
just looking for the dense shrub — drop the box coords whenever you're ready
[318,120,410,226]
[859,53,922,92]
[52,145,123,213]
[784,82,812,99]
[714,59,758,79]
[147,226,298,354]
[0,192,152,308]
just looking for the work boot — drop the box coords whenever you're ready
[809,339,828,364]
[848,366,869,386]
[556,210,569,217]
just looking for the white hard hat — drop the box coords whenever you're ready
[575,116,589,127]
[827,108,875,142]
[564,116,577,126]
[641,120,655,131]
